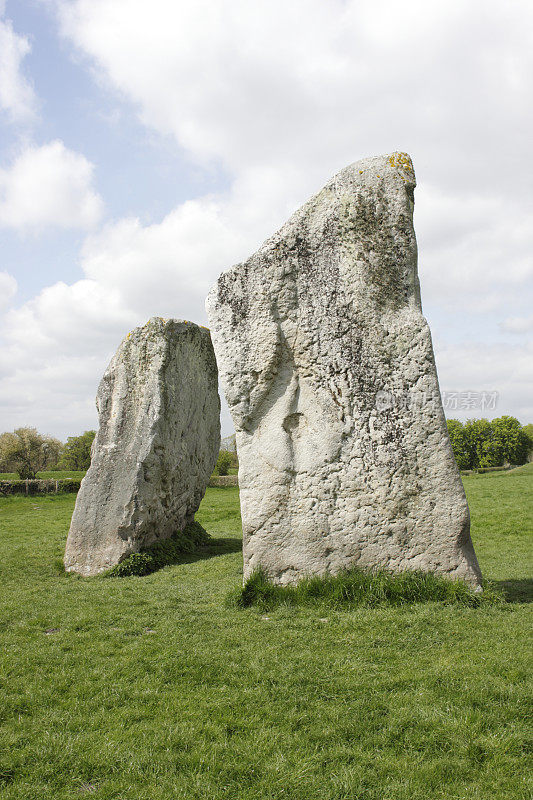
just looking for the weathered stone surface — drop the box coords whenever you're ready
[64,317,220,576]
[207,152,482,587]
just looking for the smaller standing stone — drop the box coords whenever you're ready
[64,317,220,576]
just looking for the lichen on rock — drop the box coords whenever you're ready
[207,152,482,587]
[64,317,220,576]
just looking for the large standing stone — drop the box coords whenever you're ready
[64,317,220,576]
[207,152,482,587]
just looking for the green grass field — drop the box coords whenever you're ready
[0,468,531,799]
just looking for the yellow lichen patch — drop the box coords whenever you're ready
[388,152,414,177]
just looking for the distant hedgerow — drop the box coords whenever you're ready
[232,568,502,611]
[106,521,210,577]
[215,450,233,476]
[0,478,82,496]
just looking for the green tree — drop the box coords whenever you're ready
[215,450,233,476]
[0,427,63,479]
[446,419,471,469]
[463,418,493,469]
[486,416,529,467]
[59,430,96,470]
[522,423,533,460]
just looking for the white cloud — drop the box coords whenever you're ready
[2,278,133,357]
[0,140,103,231]
[416,186,533,313]
[1,0,532,436]
[0,7,36,123]
[0,270,17,310]
[0,277,135,436]
[435,341,533,424]
[54,0,533,185]
[0,351,99,436]
[80,199,250,320]
[0,198,252,437]
[51,0,533,313]
[501,315,533,334]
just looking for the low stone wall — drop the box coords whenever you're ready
[208,475,239,487]
[460,465,516,475]
[0,479,83,496]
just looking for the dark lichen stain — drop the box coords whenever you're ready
[217,263,251,326]
[215,164,417,444]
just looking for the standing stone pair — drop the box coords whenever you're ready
[66,152,481,588]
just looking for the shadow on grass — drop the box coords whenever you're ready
[136,536,242,573]
[494,578,533,604]
[105,525,242,578]
[177,537,242,566]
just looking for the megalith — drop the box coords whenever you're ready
[64,317,220,576]
[206,152,482,587]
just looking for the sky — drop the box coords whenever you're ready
[0,0,532,441]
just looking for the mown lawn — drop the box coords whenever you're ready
[0,470,531,799]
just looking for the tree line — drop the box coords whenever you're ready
[0,428,96,479]
[446,416,532,470]
[1,417,531,480]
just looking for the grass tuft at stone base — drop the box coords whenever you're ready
[232,568,502,611]
[105,520,211,577]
